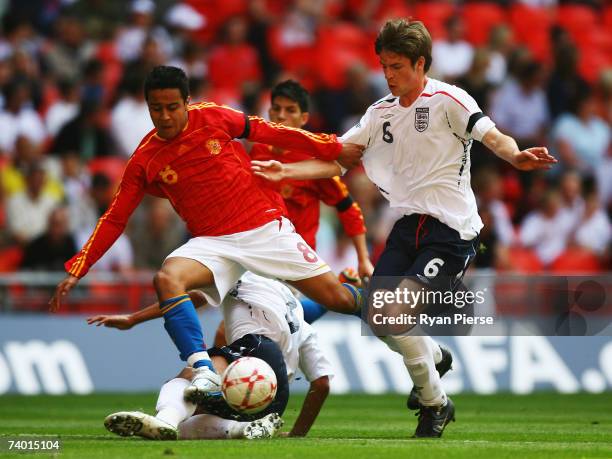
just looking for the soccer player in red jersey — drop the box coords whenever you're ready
[48,66,365,403]
[251,80,374,280]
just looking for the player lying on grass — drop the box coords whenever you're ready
[88,271,333,440]
[51,65,365,408]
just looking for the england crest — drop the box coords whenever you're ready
[415,107,429,132]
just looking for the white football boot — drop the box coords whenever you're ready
[243,413,284,439]
[104,411,178,440]
[183,365,222,404]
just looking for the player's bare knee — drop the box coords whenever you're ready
[153,270,183,296]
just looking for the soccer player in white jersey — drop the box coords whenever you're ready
[252,19,556,438]
[88,271,333,440]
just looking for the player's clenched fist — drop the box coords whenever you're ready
[337,143,365,169]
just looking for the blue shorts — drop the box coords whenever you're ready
[373,214,478,291]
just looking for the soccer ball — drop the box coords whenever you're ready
[221,357,278,414]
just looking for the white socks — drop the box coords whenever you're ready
[155,377,248,439]
[155,378,196,429]
[381,335,446,406]
[178,414,248,439]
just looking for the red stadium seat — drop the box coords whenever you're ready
[509,4,553,62]
[550,248,603,274]
[505,247,543,273]
[556,4,597,34]
[605,5,612,31]
[316,23,371,89]
[413,2,455,40]
[578,48,612,84]
[88,157,127,185]
[0,246,23,272]
[462,3,506,46]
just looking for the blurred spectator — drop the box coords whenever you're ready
[111,71,153,157]
[457,48,495,113]
[43,12,95,81]
[0,12,42,62]
[551,87,610,177]
[167,39,207,81]
[1,135,63,200]
[473,168,515,269]
[547,42,589,120]
[485,25,513,85]
[128,197,186,270]
[74,173,134,273]
[6,162,60,244]
[11,47,42,108]
[431,16,474,82]
[519,189,576,266]
[320,62,380,134]
[573,190,611,258]
[45,78,80,137]
[21,207,76,271]
[164,3,206,59]
[474,168,516,247]
[59,151,91,232]
[490,59,549,149]
[558,170,585,222]
[115,0,172,63]
[0,78,46,157]
[51,100,114,160]
[208,16,262,100]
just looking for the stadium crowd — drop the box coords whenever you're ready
[0,0,610,280]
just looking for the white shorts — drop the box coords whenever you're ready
[298,324,334,382]
[165,217,330,306]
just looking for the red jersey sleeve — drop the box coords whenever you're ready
[65,157,146,278]
[246,116,341,161]
[316,177,366,237]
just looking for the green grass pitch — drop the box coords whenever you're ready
[1,393,611,458]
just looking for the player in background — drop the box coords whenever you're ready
[250,79,373,324]
[252,19,556,438]
[252,80,373,279]
[49,66,364,406]
[88,272,333,440]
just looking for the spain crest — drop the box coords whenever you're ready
[206,138,222,155]
[415,107,429,132]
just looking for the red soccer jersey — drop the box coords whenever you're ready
[250,143,366,249]
[66,102,341,278]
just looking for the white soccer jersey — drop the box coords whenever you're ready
[220,272,333,383]
[340,78,496,240]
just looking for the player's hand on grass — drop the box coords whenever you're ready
[87,314,135,330]
[49,274,79,313]
[252,160,285,182]
[512,147,557,171]
[337,143,365,169]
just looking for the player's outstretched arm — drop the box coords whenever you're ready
[252,159,342,182]
[481,127,557,171]
[87,290,208,330]
[283,376,330,437]
[246,116,364,169]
